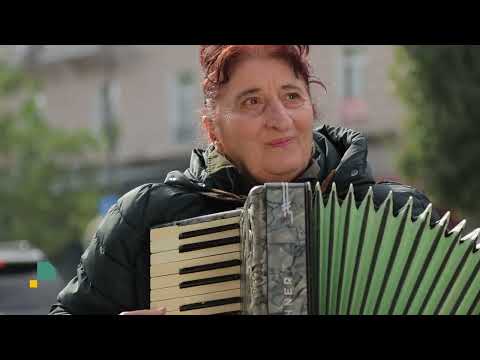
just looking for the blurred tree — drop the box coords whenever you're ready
[392,45,480,220]
[0,61,102,260]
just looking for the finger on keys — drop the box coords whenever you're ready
[119,307,167,315]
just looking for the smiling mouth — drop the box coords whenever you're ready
[267,137,294,147]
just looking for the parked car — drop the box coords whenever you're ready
[0,240,66,315]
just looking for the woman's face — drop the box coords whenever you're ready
[204,57,315,183]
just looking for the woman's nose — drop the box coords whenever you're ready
[264,99,293,130]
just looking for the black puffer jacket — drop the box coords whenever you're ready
[49,125,439,315]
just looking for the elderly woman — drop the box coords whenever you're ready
[49,45,439,315]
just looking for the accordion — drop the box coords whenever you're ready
[150,183,480,315]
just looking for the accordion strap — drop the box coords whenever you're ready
[320,169,337,193]
[199,170,337,204]
[196,188,247,204]
[165,168,337,206]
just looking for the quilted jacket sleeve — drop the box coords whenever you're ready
[49,185,152,315]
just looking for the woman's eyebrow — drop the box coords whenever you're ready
[235,88,261,101]
[281,84,304,92]
[234,83,304,102]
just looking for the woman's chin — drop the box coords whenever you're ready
[258,164,307,182]
[265,156,307,174]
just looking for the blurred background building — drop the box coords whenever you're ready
[0,45,406,194]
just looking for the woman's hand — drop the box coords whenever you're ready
[119,307,166,315]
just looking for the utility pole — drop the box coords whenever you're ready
[99,45,118,190]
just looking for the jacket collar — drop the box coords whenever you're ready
[164,125,374,197]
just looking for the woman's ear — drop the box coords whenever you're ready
[202,115,225,153]
[202,115,217,143]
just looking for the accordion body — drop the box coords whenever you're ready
[150,183,480,315]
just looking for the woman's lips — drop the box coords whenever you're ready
[267,137,294,147]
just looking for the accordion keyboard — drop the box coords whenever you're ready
[150,211,242,315]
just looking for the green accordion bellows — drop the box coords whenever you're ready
[240,182,480,315]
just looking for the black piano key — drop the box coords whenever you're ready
[179,297,241,312]
[179,223,239,240]
[179,274,241,289]
[217,311,242,315]
[179,259,241,275]
[179,236,240,253]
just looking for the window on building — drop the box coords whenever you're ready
[341,46,366,99]
[339,46,368,125]
[171,70,197,144]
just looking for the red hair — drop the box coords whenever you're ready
[199,45,325,109]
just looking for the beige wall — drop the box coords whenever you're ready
[32,46,204,164]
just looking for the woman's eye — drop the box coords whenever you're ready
[243,97,260,107]
[284,93,305,107]
[286,93,301,101]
